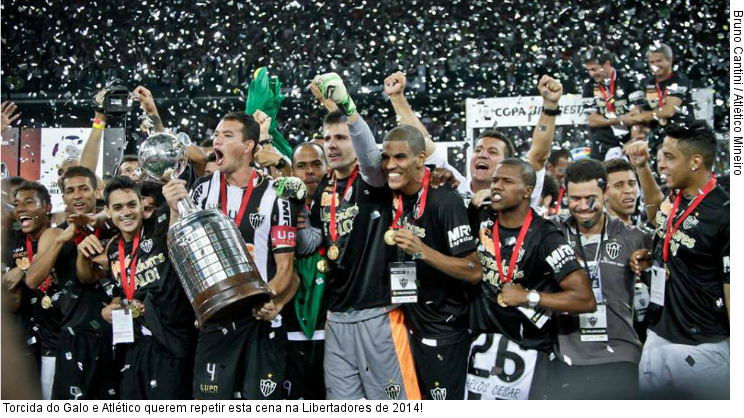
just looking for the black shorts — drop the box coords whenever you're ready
[193,318,286,400]
[52,332,121,400]
[553,361,639,400]
[284,337,325,400]
[410,334,470,400]
[120,337,193,400]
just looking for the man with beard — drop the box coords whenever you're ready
[631,122,729,398]
[382,71,561,209]
[282,142,329,400]
[381,125,481,400]
[467,159,595,400]
[552,159,650,399]
[2,182,61,399]
[603,159,641,226]
[183,111,298,400]
[77,176,195,399]
[580,46,637,161]
[25,167,120,399]
[309,73,420,400]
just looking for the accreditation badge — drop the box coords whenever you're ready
[650,263,667,307]
[390,261,418,304]
[112,308,135,345]
[579,303,608,342]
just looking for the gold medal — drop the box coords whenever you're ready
[496,292,507,308]
[327,245,340,261]
[659,117,668,126]
[130,303,142,319]
[194,319,201,329]
[384,229,397,246]
[317,259,330,273]
[41,295,52,310]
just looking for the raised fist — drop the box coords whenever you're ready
[384,72,407,97]
[538,75,563,104]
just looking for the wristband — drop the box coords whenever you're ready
[275,158,288,170]
[542,107,561,116]
[93,118,106,130]
[259,138,272,146]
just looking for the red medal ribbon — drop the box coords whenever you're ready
[26,235,51,293]
[662,176,716,262]
[598,69,616,113]
[329,166,359,243]
[118,228,142,303]
[491,210,534,285]
[391,168,431,227]
[220,170,257,228]
[550,186,565,215]
[74,227,101,245]
[655,71,673,110]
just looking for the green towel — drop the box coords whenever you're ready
[293,252,327,339]
[244,67,292,158]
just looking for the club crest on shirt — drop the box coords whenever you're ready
[249,213,266,230]
[604,241,622,260]
[259,376,277,397]
[682,216,699,230]
[140,238,153,253]
[431,386,447,400]
[384,383,401,400]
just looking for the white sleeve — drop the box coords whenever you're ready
[530,168,545,211]
[426,145,471,195]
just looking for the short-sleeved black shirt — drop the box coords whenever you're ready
[4,229,63,355]
[582,70,638,157]
[54,223,117,336]
[633,71,694,148]
[395,183,477,342]
[469,208,583,352]
[647,186,729,345]
[106,208,195,358]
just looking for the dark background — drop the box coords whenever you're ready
[0,0,730,162]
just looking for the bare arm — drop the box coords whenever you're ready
[80,91,108,171]
[76,234,110,284]
[624,141,664,225]
[187,144,207,177]
[26,225,75,289]
[422,249,482,284]
[527,75,563,171]
[538,269,596,313]
[500,268,596,314]
[621,96,682,125]
[384,72,436,157]
[254,251,297,321]
[587,111,622,128]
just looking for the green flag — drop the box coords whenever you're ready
[244,67,292,158]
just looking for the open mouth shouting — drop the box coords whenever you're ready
[214,148,225,166]
[18,215,35,229]
[474,161,490,176]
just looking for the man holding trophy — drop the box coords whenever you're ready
[169,111,299,400]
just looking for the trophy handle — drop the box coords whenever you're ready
[177,197,196,216]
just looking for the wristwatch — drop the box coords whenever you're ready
[275,157,288,170]
[526,290,540,308]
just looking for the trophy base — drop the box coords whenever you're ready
[193,273,272,325]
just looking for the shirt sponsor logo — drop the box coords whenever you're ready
[448,225,473,248]
[546,244,576,274]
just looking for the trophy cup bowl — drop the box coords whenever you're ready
[138,132,271,325]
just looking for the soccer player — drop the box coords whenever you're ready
[546,148,571,217]
[603,159,640,226]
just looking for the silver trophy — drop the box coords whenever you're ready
[138,132,271,325]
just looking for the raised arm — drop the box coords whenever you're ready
[25,224,76,289]
[384,72,436,157]
[80,90,108,172]
[526,75,563,171]
[624,140,664,225]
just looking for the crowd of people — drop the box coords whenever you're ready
[0,40,729,401]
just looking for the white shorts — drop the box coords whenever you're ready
[639,330,729,399]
